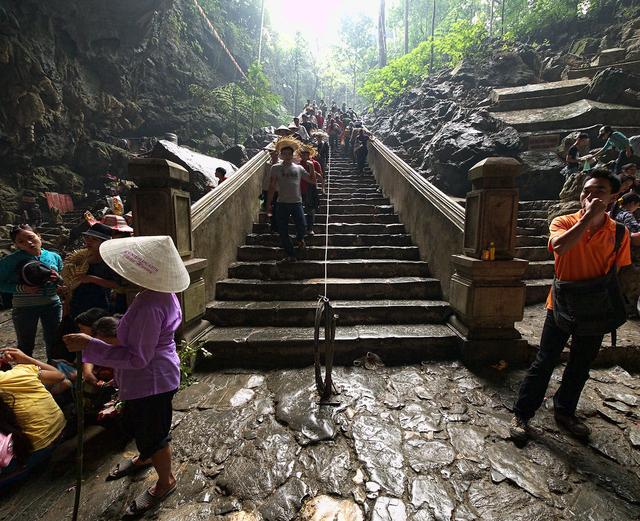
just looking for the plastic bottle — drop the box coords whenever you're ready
[481,249,490,261]
[489,242,496,261]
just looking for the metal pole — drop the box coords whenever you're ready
[71,353,84,521]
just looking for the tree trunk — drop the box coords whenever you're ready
[404,0,409,54]
[489,0,494,37]
[429,0,436,73]
[378,0,387,67]
[257,0,265,64]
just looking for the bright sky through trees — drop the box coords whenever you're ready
[265,0,373,55]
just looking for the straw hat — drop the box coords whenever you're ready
[275,136,302,154]
[299,144,317,158]
[275,125,292,136]
[99,235,190,293]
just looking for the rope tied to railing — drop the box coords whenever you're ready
[313,143,338,405]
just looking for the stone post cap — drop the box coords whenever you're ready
[468,157,521,182]
[127,158,189,186]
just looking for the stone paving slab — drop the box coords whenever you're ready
[3,358,640,521]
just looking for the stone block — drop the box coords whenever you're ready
[449,255,529,340]
[464,158,521,260]
[591,48,627,67]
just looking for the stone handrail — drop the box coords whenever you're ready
[191,149,270,297]
[368,137,464,298]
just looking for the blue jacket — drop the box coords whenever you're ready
[0,249,63,307]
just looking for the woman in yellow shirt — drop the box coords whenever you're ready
[0,348,66,488]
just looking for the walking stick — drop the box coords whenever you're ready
[72,352,84,521]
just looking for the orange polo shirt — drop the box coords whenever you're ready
[545,211,631,310]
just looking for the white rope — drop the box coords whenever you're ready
[323,145,332,298]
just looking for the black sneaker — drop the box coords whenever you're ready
[306,230,315,237]
[554,412,590,438]
[509,416,529,442]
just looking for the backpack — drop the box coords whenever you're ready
[552,223,627,336]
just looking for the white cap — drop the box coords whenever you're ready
[99,236,190,293]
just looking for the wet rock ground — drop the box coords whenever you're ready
[2,338,640,520]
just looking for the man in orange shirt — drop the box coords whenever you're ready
[511,169,631,441]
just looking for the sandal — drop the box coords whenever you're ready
[123,483,177,517]
[106,459,152,481]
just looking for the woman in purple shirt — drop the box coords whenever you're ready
[64,235,190,516]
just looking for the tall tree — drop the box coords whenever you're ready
[404,0,410,54]
[378,0,387,67]
[429,0,436,73]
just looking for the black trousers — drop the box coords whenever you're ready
[514,310,603,420]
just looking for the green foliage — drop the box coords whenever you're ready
[177,339,211,389]
[360,20,487,107]
[189,62,282,140]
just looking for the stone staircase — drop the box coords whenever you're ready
[200,154,460,368]
[518,200,556,305]
[489,76,640,139]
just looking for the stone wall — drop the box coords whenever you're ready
[191,150,269,299]
[368,139,464,298]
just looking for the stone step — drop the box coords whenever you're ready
[206,299,452,327]
[322,194,389,202]
[316,205,395,215]
[228,259,430,280]
[519,200,558,211]
[491,99,640,133]
[525,279,552,305]
[312,214,399,224]
[516,227,539,237]
[237,245,420,261]
[516,235,548,247]
[490,78,591,111]
[517,217,548,231]
[198,323,460,368]
[518,209,548,219]
[323,197,390,205]
[515,246,553,261]
[524,260,554,279]
[215,276,442,301]
[245,233,414,247]
[252,222,407,234]
[328,187,382,193]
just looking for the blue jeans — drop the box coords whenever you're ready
[12,302,63,359]
[275,202,306,256]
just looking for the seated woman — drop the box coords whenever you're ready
[615,192,640,315]
[0,347,66,488]
[64,236,189,516]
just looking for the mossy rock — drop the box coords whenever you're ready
[26,167,58,192]
[46,165,84,194]
[570,38,599,57]
[0,185,19,213]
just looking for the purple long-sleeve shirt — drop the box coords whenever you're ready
[83,290,182,400]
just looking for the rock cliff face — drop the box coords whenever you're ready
[0,0,237,223]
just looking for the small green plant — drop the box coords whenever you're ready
[177,339,212,388]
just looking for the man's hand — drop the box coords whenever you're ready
[0,347,31,365]
[63,333,92,352]
[582,198,607,224]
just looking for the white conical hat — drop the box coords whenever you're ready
[99,235,190,293]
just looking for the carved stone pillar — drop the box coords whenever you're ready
[128,158,208,333]
[449,157,530,364]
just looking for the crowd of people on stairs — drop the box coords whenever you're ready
[263,101,370,263]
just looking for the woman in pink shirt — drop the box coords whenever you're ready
[64,235,190,517]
